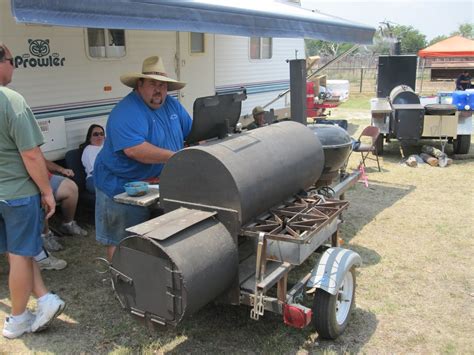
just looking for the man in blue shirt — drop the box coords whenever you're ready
[94,56,192,261]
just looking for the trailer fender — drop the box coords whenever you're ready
[307,247,362,295]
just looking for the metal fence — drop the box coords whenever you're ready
[318,67,455,95]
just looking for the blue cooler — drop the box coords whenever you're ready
[466,89,474,111]
[452,91,470,110]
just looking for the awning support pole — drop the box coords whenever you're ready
[418,57,426,94]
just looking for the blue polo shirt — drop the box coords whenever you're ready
[94,92,192,197]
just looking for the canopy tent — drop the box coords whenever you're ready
[11,0,375,44]
[418,36,474,58]
[418,36,474,92]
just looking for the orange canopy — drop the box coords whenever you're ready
[418,36,474,58]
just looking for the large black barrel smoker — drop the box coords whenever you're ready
[110,85,361,339]
[112,121,324,325]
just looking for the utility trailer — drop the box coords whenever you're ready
[238,187,361,337]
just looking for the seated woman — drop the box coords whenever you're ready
[79,124,105,194]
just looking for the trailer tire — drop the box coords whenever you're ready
[453,135,471,154]
[375,134,384,156]
[424,104,457,116]
[312,267,356,339]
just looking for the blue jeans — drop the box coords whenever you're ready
[95,188,150,246]
[0,194,43,256]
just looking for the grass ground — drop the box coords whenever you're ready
[0,108,473,353]
[338,93,372,110]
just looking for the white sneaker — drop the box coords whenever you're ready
[2,310,35,339]
[31,294,66,333]
[37,254,67,271]
[42,231,63,252]
[59,221,88,237]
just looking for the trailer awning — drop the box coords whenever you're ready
[11,0,375,44]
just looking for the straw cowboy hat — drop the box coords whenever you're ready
[120,56,186,91]
[252,106,265,117]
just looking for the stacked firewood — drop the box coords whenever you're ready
[405,145,453,168]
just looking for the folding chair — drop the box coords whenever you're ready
[352,126,381,172]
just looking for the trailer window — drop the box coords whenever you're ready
[250,37,272,59]
[190,33,205,54]
[87,29,126,59]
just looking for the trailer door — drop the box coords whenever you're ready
[178,32,215,114]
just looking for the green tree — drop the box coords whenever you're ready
[369,31,391,55]
[391,25,427,54]
[306,23,429,57]
[450,23,474,39]
[305,39,355,57]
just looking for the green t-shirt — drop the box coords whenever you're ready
[246,122,258,130]
[0,86,44,200]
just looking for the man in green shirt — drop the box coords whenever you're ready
[247,106,267,130]
[0,43,65,339]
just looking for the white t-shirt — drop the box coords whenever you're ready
[81,144,103,178]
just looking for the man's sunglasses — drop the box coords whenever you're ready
[92,132,105,137]
[3,58,14,66]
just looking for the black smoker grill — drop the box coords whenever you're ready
[389,85,425,142]
[109,90,361,339]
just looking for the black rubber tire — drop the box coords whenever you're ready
[453,134,471,154]
[424,104,457,116]
[375,133,384,156]
[312,268,356,340]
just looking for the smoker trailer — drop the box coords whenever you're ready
[106,92,361,339]
[371,55,472,155]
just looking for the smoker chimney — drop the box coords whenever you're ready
[289,59,307,125]
[391,39,401,55]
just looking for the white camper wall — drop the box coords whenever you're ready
[215,35,305,116]
[2,1,179,160]
[4,27,177,108]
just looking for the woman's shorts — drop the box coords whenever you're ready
[50,174,66,199]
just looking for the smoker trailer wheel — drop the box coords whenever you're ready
[312,267,356,339]
[453,134,471,154]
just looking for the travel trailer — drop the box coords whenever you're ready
[2,0,374,160]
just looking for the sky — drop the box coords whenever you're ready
[300,0,473,41]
